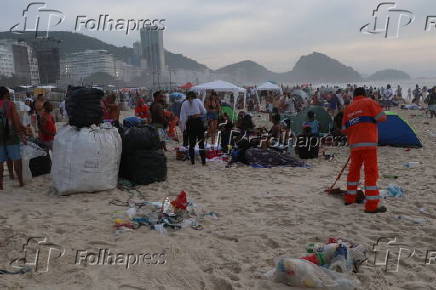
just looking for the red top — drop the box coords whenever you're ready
[342,96,386,151]
[38,112,56,142]
[135,104,149,119]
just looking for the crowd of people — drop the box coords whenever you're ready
[1,81,435,190]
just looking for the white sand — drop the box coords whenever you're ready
[0,110,435,290]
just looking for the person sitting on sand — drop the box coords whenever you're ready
[37,101,57,150]
[295,125,319,159]
[303,111,320,136]
[102,94,121,127]
[237,112,255,138]
[0,87,27,189]
[219,113,234,152]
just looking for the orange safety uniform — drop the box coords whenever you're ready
[341,96,387,211]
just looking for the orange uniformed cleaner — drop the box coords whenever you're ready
[341,87,387,213]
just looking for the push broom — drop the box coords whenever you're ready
[325,156,351,194]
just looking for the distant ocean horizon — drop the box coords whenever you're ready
[284,78,436,93]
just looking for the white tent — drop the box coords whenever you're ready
[192,80,242,93]
[257,82,283,94]
[191,80,247,118]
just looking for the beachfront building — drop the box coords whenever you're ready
[114,59,143,83]
[61,50,116,82]
[0,45,14,78]
[140,28,166,73]
[0,39,40,85]
[31,38,60,85]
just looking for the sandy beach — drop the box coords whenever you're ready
[0,109,435,290]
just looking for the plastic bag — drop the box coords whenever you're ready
[20,142,48,184]
[272,257,360,289]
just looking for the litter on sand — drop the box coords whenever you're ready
[111,191,217,234]
[268,238,364,289]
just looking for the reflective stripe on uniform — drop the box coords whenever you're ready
[365,186,378,191]
[350,142,378,149]
[347,182,359,186]
[365,195,380,200]
[345,116,376,129]
[375,111,386,120]
[346,190,358,196]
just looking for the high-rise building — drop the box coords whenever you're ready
[0,39,39,85]
[32,38,61,84]
[140,28,166,73]
[0,45,14,78]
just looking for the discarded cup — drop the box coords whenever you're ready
[404,162,419,168]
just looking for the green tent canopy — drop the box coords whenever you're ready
[282,105,333,135]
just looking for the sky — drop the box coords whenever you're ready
[1,0,436,77]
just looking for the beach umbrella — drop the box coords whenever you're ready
[179,82,194,89]
[291,89,309,100]
[169,92,186,103]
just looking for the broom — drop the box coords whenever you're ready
[325,156,351,194]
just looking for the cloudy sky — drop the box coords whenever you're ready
[2,0,436,77]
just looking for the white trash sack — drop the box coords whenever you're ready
[20,142,48,184]
[51,124,122,195]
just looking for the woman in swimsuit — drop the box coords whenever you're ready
[205,91,221,147]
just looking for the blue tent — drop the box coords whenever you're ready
[378,112,423,148]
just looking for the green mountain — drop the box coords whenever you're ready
[367,69,411,81]
[0,31,209,71]
[287,52,362,82]
[214,60,279,84]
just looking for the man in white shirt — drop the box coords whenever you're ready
[180,92,207,165]
[383,84,394,110]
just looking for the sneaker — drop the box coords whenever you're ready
[365,206,387,214]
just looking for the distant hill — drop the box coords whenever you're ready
[214,60,279,84]
[286,52,362,82]
[0,31,209,71]
[0,32,369,84]
[213,53,363,84]
[367,69,411,81]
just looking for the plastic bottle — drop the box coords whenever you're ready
[126,200,137,219]
[404,162,419,168]
[397,215,426,224]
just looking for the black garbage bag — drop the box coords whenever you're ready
[122,125,161,153]
[120,150,167,185]
[29,154,52,177]
[66,88,104,128]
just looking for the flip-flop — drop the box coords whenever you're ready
[192,225,203,231]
